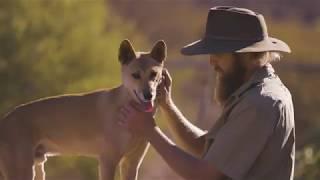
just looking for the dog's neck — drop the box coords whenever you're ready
[116,85,135,106]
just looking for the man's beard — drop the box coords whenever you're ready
[213,58,246,106]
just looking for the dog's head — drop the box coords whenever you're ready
[119,39,166,112]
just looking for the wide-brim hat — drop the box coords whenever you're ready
[181,6,291,55]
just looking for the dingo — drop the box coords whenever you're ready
[0,39,167,180]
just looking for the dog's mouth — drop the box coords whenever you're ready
[133,90,154,112]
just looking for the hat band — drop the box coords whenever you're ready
[205,35,266,41]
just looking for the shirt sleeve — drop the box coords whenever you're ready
[203,99,281,179]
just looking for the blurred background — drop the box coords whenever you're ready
[0,0,319,179]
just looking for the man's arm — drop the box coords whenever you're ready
[157,69,206,156]
[160,100,206,157]
[118,101,227,180]
[147,125,226,180]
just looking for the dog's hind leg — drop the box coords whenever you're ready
[33,145,47,180]
[33,163,45,180]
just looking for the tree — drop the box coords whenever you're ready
[0,0,146,115]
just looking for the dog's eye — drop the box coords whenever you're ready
[150,71,157,79]
[132,73,141,79]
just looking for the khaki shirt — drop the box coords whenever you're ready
[203,64,295,180]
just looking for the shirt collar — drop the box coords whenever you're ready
[223,63,276,107]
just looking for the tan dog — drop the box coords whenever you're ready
[0,39,167,180]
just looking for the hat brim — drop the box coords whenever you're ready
[181,37,291,56]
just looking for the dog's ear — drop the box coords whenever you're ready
[119,39,136,65]
[150,40,167,63]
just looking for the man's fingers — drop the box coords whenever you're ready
[118,119,129,129]
[117,112,128,126]
[162,68,172,86]
[118,105,134,125]
[129,100,144,112]
[118,108,129,123]
[120,106,131,115]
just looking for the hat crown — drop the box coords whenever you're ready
[205,6,268,41]
[180,6,291,55]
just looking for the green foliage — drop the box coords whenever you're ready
[295,146,320,180]
[109,0,206,58]
[0,0,147,115]
[268,18,320,64]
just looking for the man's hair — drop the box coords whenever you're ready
[233,51,281,65]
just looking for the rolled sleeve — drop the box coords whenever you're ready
[204,99,280,179]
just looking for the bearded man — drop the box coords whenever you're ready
[118,6,295,180]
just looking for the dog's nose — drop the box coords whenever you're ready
[143,91,153,101]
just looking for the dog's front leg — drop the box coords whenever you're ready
[33,163,45,180]
[118,141,150,180]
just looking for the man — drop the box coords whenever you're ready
[118,7,295,180]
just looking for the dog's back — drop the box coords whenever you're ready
[0,86,132,156]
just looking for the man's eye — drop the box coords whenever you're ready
[132,73,141,79]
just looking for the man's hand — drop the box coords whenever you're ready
[156,68,173,107]
[118,101,156,138]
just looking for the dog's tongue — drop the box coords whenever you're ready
[142,101,154,112]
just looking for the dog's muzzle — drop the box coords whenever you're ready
[133,90,154,112]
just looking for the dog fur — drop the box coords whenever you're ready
[0,39,167,180]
